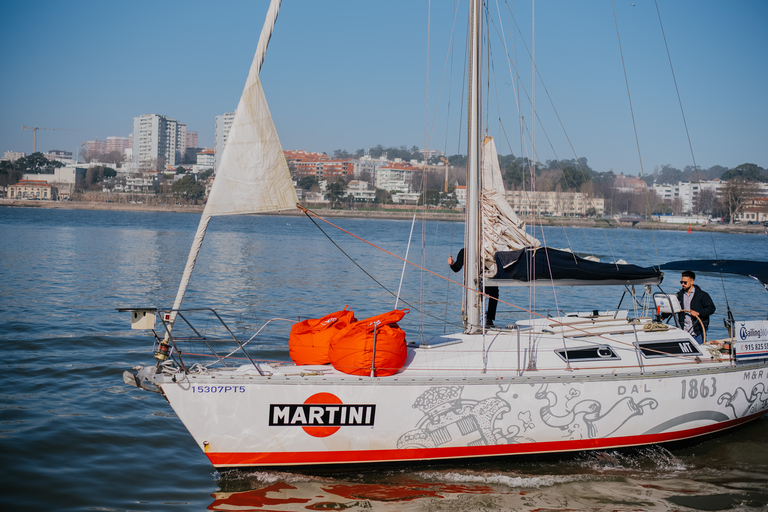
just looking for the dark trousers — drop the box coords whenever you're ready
[486,286,499,323]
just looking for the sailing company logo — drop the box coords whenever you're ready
[739,321,768,341]
[269,392,376,437]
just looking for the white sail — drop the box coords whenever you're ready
[480,136,540,276]
[205,75,297,215]
[166,0,294,328]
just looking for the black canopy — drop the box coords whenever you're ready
[487,247,663,287]
[659,259,768,288]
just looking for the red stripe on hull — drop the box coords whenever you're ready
[207,410,767,468]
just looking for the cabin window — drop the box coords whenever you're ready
[555,345,620,363]
[638,340,700,358]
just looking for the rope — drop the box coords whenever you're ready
[300,207,463,329]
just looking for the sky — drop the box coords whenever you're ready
[1,0,766,176]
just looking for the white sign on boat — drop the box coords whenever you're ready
[734,321,768,360]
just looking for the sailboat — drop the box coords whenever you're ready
[122,0,768,469]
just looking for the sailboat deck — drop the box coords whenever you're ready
[205,313,736,382]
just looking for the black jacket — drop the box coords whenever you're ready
[449,248,465,273]
[676,285,716,336]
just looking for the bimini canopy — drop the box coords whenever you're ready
[660,259,768,289]
[487,247,663,287]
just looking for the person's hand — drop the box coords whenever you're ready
[690,310,700,318]
[448,255,454,266]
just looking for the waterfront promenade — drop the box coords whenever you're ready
[1,198,766,233]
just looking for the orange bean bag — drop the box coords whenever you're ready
[289,307,356,365]
[329,309,409,377]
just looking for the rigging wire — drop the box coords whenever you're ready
[610,0,661,270]
[301,208,463,330]
[653,0,732,318]
[299,205,688,359]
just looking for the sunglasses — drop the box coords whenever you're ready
[680,280,691,284]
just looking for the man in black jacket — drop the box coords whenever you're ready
[448,248,499,327]
[676,270,716,344]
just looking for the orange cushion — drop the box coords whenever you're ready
[289,307,355,365]
[329,309,408,376]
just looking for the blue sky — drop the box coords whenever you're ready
[1,0,766,176]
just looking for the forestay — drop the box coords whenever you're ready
[167,0,296,326]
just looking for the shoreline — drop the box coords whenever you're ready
[2,199,765,234]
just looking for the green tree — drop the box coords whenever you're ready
[175,166,186,175]
[15,152,63,174]
[374,188,392,204]
[503,160,526,189]
[333,149,352,159]
[324,179,346,207]
[420,189,441,206]
[172,174,205,204]
[0,160,23,187]
[558,164,592,191]
[299,176,319,191]
[721,163,767,182]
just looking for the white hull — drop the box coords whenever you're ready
[145,321,768,468]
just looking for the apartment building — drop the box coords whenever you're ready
[132,114,187,170]
[506,190,605,217]
[284,150,353,181]
[375,162,416,193]
[214,111,236,171]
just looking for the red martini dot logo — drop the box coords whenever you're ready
[302,393,343,438]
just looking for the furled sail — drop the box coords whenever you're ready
[480,136,540,276]
[489,247,663,286]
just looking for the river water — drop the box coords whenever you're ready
[2,206,767,511]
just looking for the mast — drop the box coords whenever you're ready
[464,0,483,330]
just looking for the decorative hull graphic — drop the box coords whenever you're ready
[158,366,768,468]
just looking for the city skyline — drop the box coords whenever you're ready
[1,0,766,177]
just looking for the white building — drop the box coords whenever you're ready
[44,150,75,166]
[651,180,768,214]
[8,179,57,200]
[132,114,187,170]
[23,166,86,197]
[196,149,215,168]
[2,151,25,162]
[506,190,605,217]
[215,111,235,171]
[375,163,416,193]
[346,180,376,201]
[113,176,158,193]
[651,181,702,213]
[454,185,466,207]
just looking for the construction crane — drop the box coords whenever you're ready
[441,157,451,192]
[22,125,84,153]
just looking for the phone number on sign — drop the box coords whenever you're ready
[741,343,768,352]
[191,385,246,393]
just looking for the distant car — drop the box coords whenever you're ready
[764,221,768,227]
